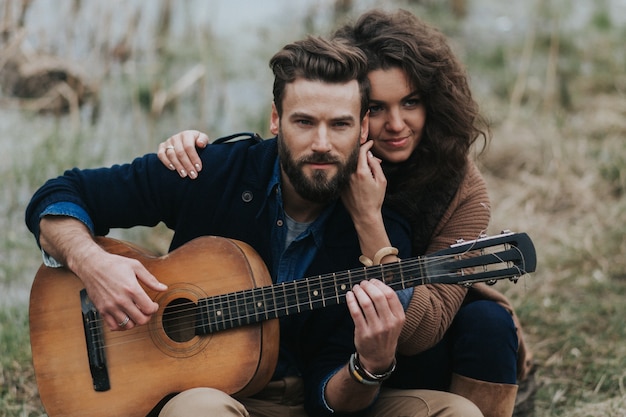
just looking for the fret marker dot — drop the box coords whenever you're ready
[313,290,319,296]
[257,302,263,307]
[340,284,347,291]
[216,311,222,316]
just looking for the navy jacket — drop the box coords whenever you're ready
[25,135,412,415]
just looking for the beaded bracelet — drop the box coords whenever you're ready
[358,246,399,267]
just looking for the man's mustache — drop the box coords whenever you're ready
[299,153,340,165]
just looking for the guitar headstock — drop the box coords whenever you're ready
[426,231,536,286]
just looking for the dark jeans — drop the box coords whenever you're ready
[385,300,519,390]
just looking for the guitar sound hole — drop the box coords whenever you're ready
[162,298,197,343]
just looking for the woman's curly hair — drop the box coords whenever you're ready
[333,9,490,189]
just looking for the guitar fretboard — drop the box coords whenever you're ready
[195,260,427,334]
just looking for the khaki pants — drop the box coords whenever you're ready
[159,377,483,417]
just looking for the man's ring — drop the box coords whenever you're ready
[118,315,130,327]
[165,145,175,152]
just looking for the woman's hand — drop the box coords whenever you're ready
[342,140,386,224]
[157,130,209,179]
[342,141,396,263]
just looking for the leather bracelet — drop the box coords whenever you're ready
[348,352,396,386]
[358,246,399,267]
[348,353,381,386]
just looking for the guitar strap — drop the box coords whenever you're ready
[212,132,264,144]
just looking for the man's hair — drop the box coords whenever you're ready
[270,36,370,119]
[333,9,490,188]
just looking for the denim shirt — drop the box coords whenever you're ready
[39,202,92,267]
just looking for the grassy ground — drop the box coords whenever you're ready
[483,98,626,415]
[1,1,625,416]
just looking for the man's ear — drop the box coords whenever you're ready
[270,102,280,135]
[359,111,370,145]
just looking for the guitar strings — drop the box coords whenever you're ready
[96,245,526,349]
[94,246,529,351]
[96,245,529,349]
[93,253,450,348]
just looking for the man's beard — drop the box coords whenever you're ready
[278,130,359,204]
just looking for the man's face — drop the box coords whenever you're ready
[271,78,369,203]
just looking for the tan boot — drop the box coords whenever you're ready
[450,373,518,417]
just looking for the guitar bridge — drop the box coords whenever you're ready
[80,289,111,391]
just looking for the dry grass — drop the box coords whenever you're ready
[480,91,626,414]
[1,1,626,416]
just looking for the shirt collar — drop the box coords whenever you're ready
[267,157,337,248]
[266,158,281,199]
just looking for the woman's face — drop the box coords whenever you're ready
[367,67,426,164]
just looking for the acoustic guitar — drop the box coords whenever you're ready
[29,231,536,417]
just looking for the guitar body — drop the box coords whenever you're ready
[29,236,279,417]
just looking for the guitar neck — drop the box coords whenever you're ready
[195,231,535,335]
[197,260,410,333]
[196,259,427,334]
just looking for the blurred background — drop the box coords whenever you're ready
[1,0,625,416]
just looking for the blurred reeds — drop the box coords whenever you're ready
[1,0,625,416]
